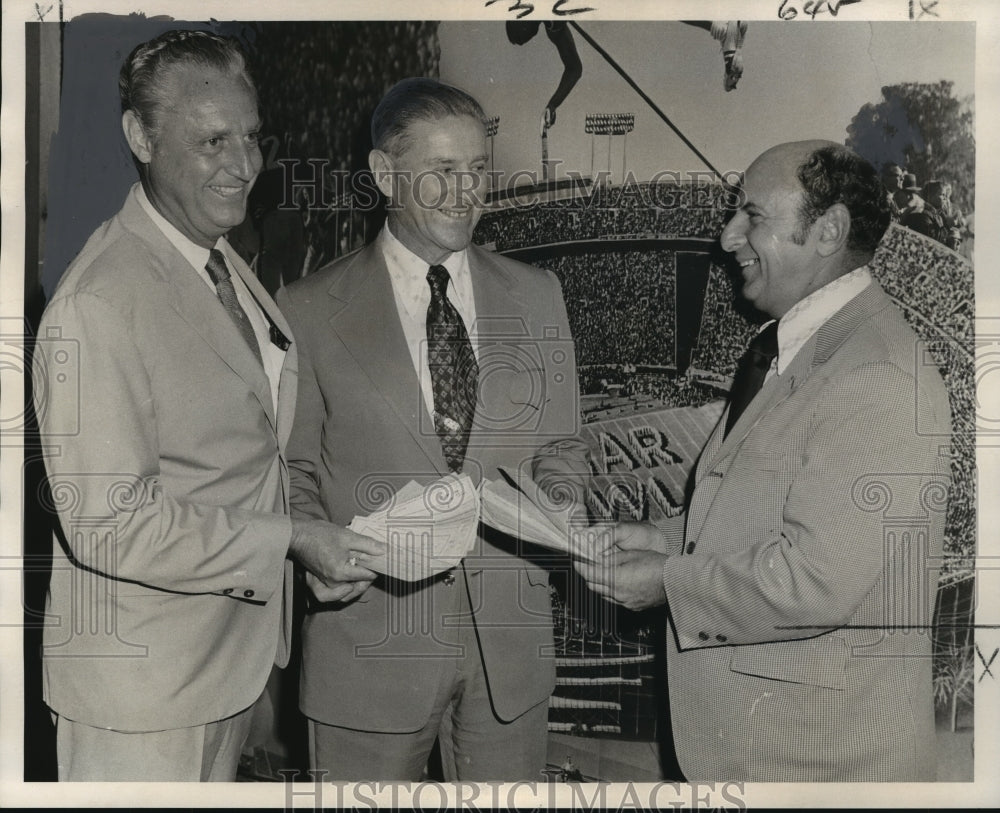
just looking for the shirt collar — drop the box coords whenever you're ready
[135,182,227,274]
[379,220,473,319]
[773,265,873,374]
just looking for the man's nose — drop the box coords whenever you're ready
[227,140,261,181]
[453,170,487,207]
[720,213,747,253]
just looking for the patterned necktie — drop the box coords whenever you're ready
[426,264,479,472]
[724,320,779,438]
[205,248,262,365]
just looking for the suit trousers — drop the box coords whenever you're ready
[307,570,549,781]
[52,703,254,781]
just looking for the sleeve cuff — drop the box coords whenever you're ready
[651,513,686,556]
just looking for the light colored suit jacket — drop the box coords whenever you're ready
[34,184,297,732]
[660,281,951,781]
[276,240,584,732]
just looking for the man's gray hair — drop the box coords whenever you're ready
[371,77,486,157]
[120,29,253,138]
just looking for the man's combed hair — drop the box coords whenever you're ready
[796,144,892,257]
[371,77,486,157]
[120,29,253,136]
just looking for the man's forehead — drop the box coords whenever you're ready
[160,63,256,103]
[158,65,259,121]
[741,160,803,209]
[401,114,485,144]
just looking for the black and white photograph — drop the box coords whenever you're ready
[1,0,997,808]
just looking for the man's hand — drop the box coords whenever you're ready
[573,547,668,612]
[570,521,668,561]
[289,518,383,603]
[303,570,373,605]
[612,521,669,555]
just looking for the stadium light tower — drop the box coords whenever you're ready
[485,115,500,173]
[585,112,635,185]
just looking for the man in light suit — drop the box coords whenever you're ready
[33,29,381,781]
[276,78,588,780]
[576,141,952,781]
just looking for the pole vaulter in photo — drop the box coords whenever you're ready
[569,21,726,183]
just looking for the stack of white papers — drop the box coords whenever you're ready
[349,473,480,582]
[480,466,600,563]
[349,468,600,583]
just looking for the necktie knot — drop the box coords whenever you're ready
[427,264,451,298]
[747,321,779,366]
[206,248,232,285]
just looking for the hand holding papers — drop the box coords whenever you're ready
[348,473,480,582]
[348,467,602,584]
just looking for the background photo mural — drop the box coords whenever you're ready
[21,12,976,786]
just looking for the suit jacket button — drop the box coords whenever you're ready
[698,631,710,641]
[686,542,696,554]
[443,573,456,586]
[715,634,728,643]
[223,588,234,595]
[244,589,255,598]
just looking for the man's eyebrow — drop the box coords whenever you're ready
[194,118,263,138]
[431,154,488,163]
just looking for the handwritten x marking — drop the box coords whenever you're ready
[976,645,998,682]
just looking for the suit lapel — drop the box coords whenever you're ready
[468,245,530,323]
[462,247,531,482]
[326,245,448,474]
[118,190,276,432]
[703,349,808,474]
[699,281,891,479]
[224,244,299,445]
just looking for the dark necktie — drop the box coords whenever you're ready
[426,264,479,472]
[205,248,262,365]
[724,321,779,438]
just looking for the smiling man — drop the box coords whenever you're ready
[574,141,953,781]
[33,30,381,781]
[276,77,589,780]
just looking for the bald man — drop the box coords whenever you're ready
[575,141,952,781]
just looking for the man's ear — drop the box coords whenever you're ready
[816,202,850,257]
[368,149,397,200]
[122,110,153,165]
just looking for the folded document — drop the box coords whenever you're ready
[348,474,480,582]
[349,467,595,583]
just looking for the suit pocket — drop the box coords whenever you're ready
[755,450,796,473]
[729,636,848,690]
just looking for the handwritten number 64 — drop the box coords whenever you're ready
[778,0,863,20]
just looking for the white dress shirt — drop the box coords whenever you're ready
[136,185,284,414]
[379,221,479,417]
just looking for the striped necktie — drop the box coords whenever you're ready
[205,248,262,365]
